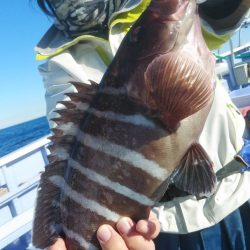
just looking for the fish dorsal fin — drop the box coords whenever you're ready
[173,143,216,198]
[33,81,97,248]
[69,80,98,93]
[144,51,213,131]
[53,81,97,129]
[49,81,98,158]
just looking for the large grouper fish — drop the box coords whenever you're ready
[33,0,216,249]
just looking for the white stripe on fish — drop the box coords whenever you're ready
[69,159,155,206]
[50,147,69,160]
[75,102,90,111]
[57,122,78,136]
[48,175,120,222]
[87,107,156,128]
[62,225,98,250]
[78,132,167,181]
[69,102,156,128]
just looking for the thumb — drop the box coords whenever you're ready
[97,224,129,250]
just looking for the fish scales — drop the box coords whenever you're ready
[33,86,168,249]
[33,0,217,249]
[74,144,162,196]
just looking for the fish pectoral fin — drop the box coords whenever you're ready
[173,143,216,198]
[144,52,213,132]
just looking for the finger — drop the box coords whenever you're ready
[117,217,155,250]
[47,238,67,250]
[97,224,129,250]
[136,211,160,239]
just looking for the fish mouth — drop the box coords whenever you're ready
[149,0,193,21]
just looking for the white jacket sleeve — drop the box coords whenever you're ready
[153,82,248,234]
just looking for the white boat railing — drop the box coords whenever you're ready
[0,136,50,249]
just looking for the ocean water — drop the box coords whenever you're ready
[0,117,50,158]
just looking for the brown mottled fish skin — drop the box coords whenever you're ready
[32,0,216,249]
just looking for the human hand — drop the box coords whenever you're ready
[97,211,160,250]
[47,211,160,250]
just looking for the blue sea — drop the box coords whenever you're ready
[0,117,50,158]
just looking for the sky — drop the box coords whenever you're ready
[0,1,52,129]
[0,1,249,129]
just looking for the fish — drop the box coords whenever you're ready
[32,0,216,249]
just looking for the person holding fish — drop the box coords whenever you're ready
[34,0,250,249]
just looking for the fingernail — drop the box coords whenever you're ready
[137,220,149,234]
[97,225,112,244]
[117,218,133,235]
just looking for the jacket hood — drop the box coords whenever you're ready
[35,0,148,60]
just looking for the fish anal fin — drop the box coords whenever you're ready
[173,143,216,198]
